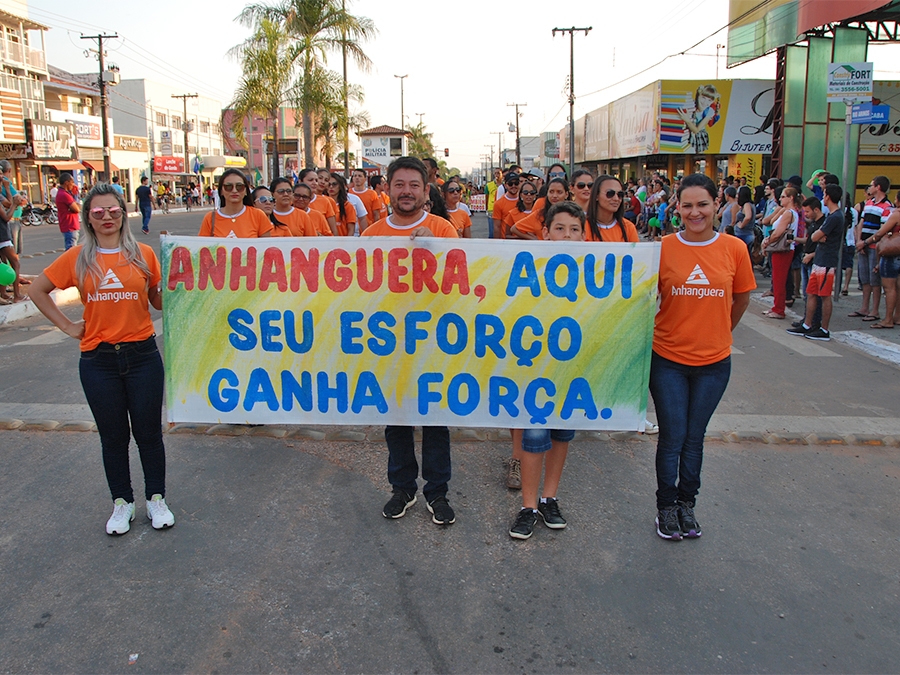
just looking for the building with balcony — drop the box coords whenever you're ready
[222,107,304,183]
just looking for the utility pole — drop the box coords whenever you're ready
[341,0,349,178]
[552,26,591,176]
[716,43,726,79]
[81,33,118,182]
[172,93,198,191]
[507,102,527,167]
[484,144,495,174]
[394,75,407,131]
[490,131,503,170]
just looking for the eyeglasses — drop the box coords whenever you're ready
[329,182,339,188]
[605,190,625,199]
[222,182,246,192]
[575,182,594,190]
[293,193,310,200]
[274,188,293,195]
[445,187,462,193]
[520,190,537,196]
[255,196,275,204]
[88,206,123,219]
[506,180,520,186]
[548,171,566,179]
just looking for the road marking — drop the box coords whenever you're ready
[730,346,745,355]
[740,312,841,357]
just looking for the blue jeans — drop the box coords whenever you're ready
[385,426,450,502]
[140,204,152,231]
[649,352,731,510]
[487,216,495,239]
[79,337,167,503]
[63,230,77,250]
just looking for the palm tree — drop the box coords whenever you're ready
[237,0,376,168]
[314,77,369,169]
[406,122,436,160]
[226,18,293,179]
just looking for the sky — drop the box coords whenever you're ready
[21,0,900,174]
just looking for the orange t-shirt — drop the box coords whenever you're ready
[309,193,336,220]
[335,201,358,237]
[653,231,757,366]
[446,207,471,237]
[351,187,382,223]
[363,212,459,238]
[44,244,161,351]
[270,208,317,237]
[511,209,546,238]
[584,218,640,243]
[533,197,546,213]
[198,206,274,238]
[492,193,519,239]
[503,207,532,236]
[380,192,391,212]
[305,208,331,236]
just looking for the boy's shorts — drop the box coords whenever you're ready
[522,428,575,454]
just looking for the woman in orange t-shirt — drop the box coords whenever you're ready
[442,179,472,238]
[510,177,570,240]
[265,177,317,237]
[585,175,640,243]
[29,182,175,536]
[649,173,755,541]
[326,173,358,236]
[293,182,331,235]
[299,168,337,235]
[502,182,538,239]
[198,169,274,238]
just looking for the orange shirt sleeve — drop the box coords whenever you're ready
[252,207,275,236]
[198,212,212,236]
[43,246,80,290]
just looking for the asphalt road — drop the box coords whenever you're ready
[2,209,900,673]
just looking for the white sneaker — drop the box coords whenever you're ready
[106,498,135,535]
[146,494,175,529]
[643,419,659,435]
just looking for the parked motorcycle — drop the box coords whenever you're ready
[21,202,57,225]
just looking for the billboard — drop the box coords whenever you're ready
[609,83,659,159]
[659,80,775,155]
[859,81,900,156]
[727,0,891,67]
[583,105,610,162]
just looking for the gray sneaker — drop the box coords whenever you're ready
[506,458,521,490]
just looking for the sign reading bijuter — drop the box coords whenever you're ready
[161,237,660,431]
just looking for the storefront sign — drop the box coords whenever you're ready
[728,154,764,187]
[160,237,660,429]
[153,156,185,173]
[859,82,900,155]
[609,83,659,159]
[27,119,75,160]
[47,110,108,149]
[115,134,147,153]
[828,62,873,104]
[0,142,28,159]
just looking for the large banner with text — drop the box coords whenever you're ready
[161,236,660,430]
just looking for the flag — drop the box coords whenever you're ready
[254,169,263,185]
[192,155,204,174]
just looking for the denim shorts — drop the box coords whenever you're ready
[858,246,880,286]
[879,255,900,279]
[522,428,575,454]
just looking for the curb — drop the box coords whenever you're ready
[0,287,81,326]
[0,419,898,447]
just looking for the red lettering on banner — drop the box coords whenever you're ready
[259,247,287,292]
[412,248,439,293]
[230,247,257,291]
[442,249,471,295]
[199,247,226,291]
[290,248,319,292]
[357,248,383,292]
[388,248,410,293]
[324,249,352,292]
[167,247,194,290]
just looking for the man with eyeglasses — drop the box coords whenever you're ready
[492,172,521,240]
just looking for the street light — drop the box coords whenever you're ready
[394,74,407,131]
[716,43,726,79]
[552,26,592,176]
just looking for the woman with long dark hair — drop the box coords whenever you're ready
[268,177,316,237]
[326,173,358,236]
[30,183,175,534]
[762,186,801,319]
[570,169,594,215]
[510,178,570,240]
[650,173,755,540]
[443,179,472,238]
[585,175,640,242]
[199,168,273,238]
[502,181,538,239]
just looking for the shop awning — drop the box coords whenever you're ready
[82,159,119,172]
[35,160,87,171]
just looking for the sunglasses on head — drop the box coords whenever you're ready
[575,181,593,190]
[549,171,566,178]
[89,206,123,218]
[605,190,625,199]
[255,196,275,204]
[221,182,246,192]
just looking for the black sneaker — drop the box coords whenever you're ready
[790,320,804,328]
[804,327,831,341]
[655,505,683,540]
[677,501,701,538]
[509,508,538,540]
[427,495,456,525]
[537,498,567,529]
[786,324,812,336]
[382,489,416,519]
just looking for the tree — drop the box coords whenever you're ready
[406,122,435,160]
[313,73,369,169]
[226,18,293,178]
[237,0,376,168]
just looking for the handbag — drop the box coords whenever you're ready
[877,232,900,258]
[763,229,792,253]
